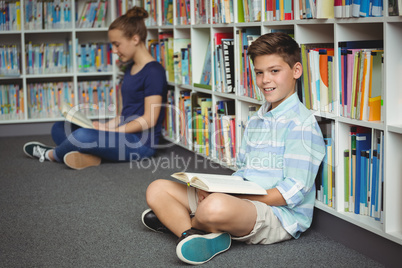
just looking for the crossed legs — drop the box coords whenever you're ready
[145,179,257,238]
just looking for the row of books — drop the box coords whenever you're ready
[76,40,113,73]
[316,120,336,207]
[0,83,24,120]
[214,99,236,165]
[0,45,20,76]
[167,91,236,165]
[144,0,157,26]
[173,39,191,85]
[214,32,235,94]
[162,0,173,25]
[155,32,174,83]
[344,127,384,221]
[194,0,210,24]
[300,44,336,113]
[236,28,263,101]
[163,88,176,139]
[238,0,262,22]
[389,0,402,15]
[26,40,72,74]
[176,0,190,25]
[0,0,21,31]
[212,0,234,24]
[25,0,73,30]
[339,41,383,121]
[115,0,141,17]
[76,0,108,28]
[76,80,115,116]
[27,81,73,118]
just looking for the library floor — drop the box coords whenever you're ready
[0,135,385,267]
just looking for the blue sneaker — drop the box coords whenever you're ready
[176,228,231,265]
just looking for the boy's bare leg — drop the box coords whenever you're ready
[146,179,193,237]
[191,193,257,237]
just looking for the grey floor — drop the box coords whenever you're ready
[0,135,384,267]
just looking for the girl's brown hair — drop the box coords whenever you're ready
[247,32,301,68]
[109,6,149,43]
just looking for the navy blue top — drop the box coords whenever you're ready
[120,61,167,148]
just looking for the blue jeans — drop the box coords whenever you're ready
[51,121,156,163]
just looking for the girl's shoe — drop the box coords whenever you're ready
[23,141,54,162]
[176,228,231,265]
[63,151,101,170]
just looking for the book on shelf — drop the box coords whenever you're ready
[338,40,384,121]
[345,126,384,220]
[171,172,267,195]
[221,38,235,93]
[158,32,174,83]
[213,32,233,93]
[344,150,350,212]
[0,84,24,120]
[162,0,173,25]
[173,38,191,85]
[236,28,261,100]
[60,100,94,129]
[316,119,335,208]
[300,44,335,113]
[199,40,212,87]
[194,0,211,24]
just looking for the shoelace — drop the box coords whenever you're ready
[33,146,47,162]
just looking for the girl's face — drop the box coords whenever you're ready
[108,29,137,62]
[253,54,302,110]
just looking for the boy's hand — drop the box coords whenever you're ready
[196,189,210,204]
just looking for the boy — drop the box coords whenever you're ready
[143,32,326,265]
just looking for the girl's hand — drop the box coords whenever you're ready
[92,121,108,131]
[197,189,211,204]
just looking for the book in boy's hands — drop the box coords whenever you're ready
[171,172,267,195]
[60,101,94,129]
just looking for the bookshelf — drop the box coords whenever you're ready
[0,0,118,123]
[143,0,402,247]
[1,0,401,247]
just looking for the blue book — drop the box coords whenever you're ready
[200,40,212,85]
[339,40,383,49]
[354,127,371,214]
[352,0,361,17]
[359,0,371,17]
[370,150,378,217]
[372,0,383,17]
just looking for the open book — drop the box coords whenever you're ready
[171,172,267,195]
[60,101,94,129]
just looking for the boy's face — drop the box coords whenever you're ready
[253,54,302,110]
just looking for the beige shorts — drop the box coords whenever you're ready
[187,187,292,245]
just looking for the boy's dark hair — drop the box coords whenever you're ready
[109,6,149,43]
[247,32,301,68]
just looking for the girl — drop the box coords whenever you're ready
[23,6,167,170]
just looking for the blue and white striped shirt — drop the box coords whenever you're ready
[233,93,325,238]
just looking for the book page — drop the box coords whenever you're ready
[190,176,267,195]
[60,101,94,129]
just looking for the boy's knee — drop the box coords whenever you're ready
[146,179,168,205]
[197,193,226,223]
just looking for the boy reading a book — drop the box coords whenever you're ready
[143,32,326,265]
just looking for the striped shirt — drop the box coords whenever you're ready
[233,93,325,239]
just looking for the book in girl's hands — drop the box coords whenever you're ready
[60,101,94,129]
[171,172,267,195]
